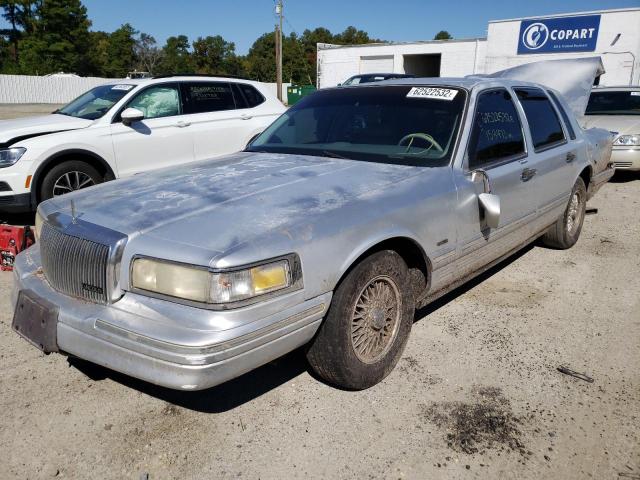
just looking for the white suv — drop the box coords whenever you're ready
[0,76,285,212]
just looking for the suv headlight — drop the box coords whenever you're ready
[131,256,296,306]
[0,147,26,168]
[614,134,640,146]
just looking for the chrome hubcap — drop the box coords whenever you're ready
[52,171,95,197]
[351,275,401,364]
[566,192,582,234]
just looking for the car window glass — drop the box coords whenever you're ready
[515,88,565,150]
[585,91,640,115]
[238,84,265,108]
[183,82,236,114]
[468,89,525,168]
[547,90,576,140]
[127,85,180,119]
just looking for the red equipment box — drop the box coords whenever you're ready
[0,225,34,272]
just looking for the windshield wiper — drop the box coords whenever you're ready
[320,150,351,160]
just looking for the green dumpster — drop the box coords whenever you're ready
[287,84,317,105]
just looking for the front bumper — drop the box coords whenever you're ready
[0,192,32,213]
[11,249,329,390]
[611,147,640,171]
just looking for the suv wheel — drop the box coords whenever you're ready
[306,250,414,390]
[40,161,103,201]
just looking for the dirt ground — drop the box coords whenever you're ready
[0,105,639,479]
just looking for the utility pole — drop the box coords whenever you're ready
[275,0,283,101]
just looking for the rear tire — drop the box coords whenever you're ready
[306,250,414,390]
[541,177,586,249]
[40,161,103,201]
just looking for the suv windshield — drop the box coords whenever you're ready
[247,85,466,166]
[585,91,640,116]
[56,84,135,120]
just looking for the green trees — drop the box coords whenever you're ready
[434,30,453,40]
[0,0,380,83]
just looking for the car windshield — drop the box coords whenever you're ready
[247,85,466,166]
[585,91,640,116]
[56,84,135,120]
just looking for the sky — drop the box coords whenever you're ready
[5,0,640,54]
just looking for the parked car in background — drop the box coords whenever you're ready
[12,77,613,391]
[0,76,285,212]
[340,73,415,86]
[582,86,640,171]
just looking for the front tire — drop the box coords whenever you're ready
[306,250,415,390]
[39,161,103,201]
[541,177,586,249]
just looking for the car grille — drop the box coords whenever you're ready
[0,181,12,192]
[613,161,633,168]
[40,223,112,304]
[0,195,16,204]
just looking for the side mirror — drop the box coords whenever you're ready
[478,193,501,229]
[472,169,501,229]
[121,107,144,126]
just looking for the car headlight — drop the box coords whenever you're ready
[614,134,640,146]
[0,147,26,168]
[131,256,295,305]
[34,209,45,242]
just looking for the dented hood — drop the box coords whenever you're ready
[44,151,425,252]
[0,113,93,145]
[482,57,605,118]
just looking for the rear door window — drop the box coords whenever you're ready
[233,83,266,108]
[547,90,576,140]
[468,88,526,169]
[515,88,566,151]
[182,82,236,114]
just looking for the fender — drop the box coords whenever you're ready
[336,229,433,293]
[30,149,116,204]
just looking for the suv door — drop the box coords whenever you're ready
[109,83,194,177]
[513,87,576,215]
[453,88,536,277]
[180,81,259,161]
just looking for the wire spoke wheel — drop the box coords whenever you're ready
[351,275,401,364]
[52,171,96,197]
[566,191,583,234]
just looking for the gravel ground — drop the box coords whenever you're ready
[0,105,638,479]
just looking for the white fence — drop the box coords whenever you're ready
[0,74,291,104]
[0,74,118,104]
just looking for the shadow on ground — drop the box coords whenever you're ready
[609,170,639,184]
[67,243,537,413]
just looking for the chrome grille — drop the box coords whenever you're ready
[613,161,633,168]
[40,223,111,303]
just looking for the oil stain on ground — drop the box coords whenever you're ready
[421,386,528,457]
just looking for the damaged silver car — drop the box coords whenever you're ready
[12,66,614,391]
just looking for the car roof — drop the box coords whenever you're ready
[591,86,640,92]
[100,76,263,87]
[342,76,546,90]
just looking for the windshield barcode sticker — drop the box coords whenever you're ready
[407,87,458,101]
[631,92,640,96]
[111,84,134,91]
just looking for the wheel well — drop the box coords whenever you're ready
[32,150,115,203]
[579,166,592,193]
[341,237,432,303]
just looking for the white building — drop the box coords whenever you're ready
[317,7,640,88]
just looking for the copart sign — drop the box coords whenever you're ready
[517,15,600,54]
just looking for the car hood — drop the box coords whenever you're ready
[580,115,640,136]
[0,113,93,145]
[45,151,425,253]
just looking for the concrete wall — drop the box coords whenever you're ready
[317,39,487,88]
[485,8,640,86]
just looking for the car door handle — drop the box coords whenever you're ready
[566,151,576,163]
[521,168,537,182]
[175,121,191,128]
[240,114,253,120]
